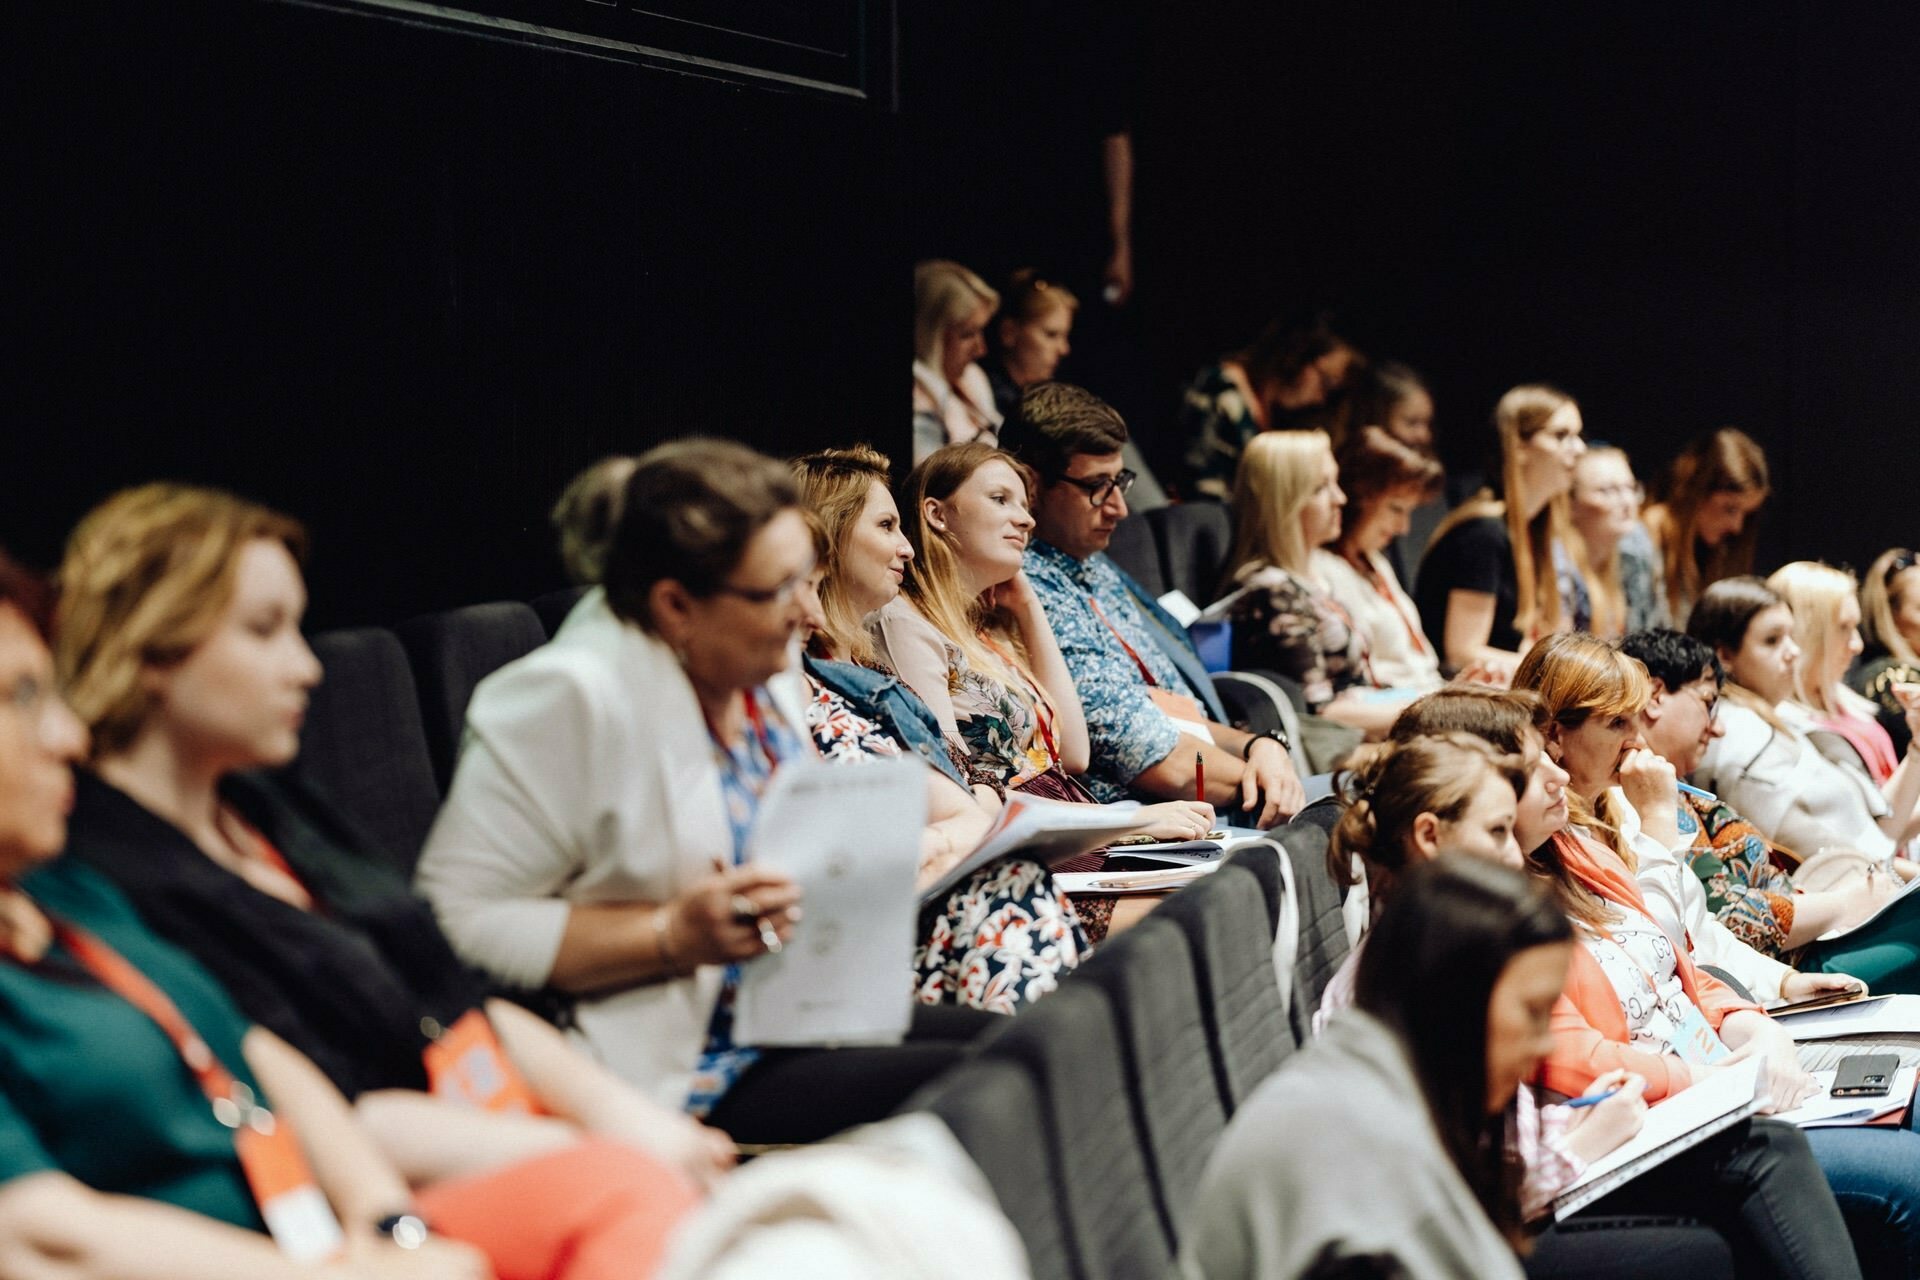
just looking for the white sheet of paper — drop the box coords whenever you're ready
[733,756,926,1048]
[1776,993,1920,1041]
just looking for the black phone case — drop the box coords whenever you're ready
[1832,1053,1902,1097]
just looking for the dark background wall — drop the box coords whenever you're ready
[12,2,1916,627]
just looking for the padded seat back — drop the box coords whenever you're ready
[984,984,1172,1280]
[1104,514,1166,598]
[397,602,549,790]
[1156,862,1294,1114]
[290,627,441,876]
[1281,812,1353,1027]
[1148,502,1233,606]
[906,1057,1074,1280]
[529,585,589,637]
[1072,917,1225,1247]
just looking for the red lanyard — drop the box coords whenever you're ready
[1087,595,1162,689]
[1362,555,1433,659]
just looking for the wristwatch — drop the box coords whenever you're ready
[375,1212,431,1250]
[1241,730,1288,760]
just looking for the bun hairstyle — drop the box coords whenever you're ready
[1330,733,1526,896]
[550,455,639,587]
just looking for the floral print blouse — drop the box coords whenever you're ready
[1179,362,1259,500]
[1224,563,1375,712]
[1676,793,1796,958]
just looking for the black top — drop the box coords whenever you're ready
[1414,514,1522,657]
[65,769,488,1099]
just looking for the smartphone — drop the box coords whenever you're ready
[1765,984,1870,1017]
[1832,1052,1902,1098]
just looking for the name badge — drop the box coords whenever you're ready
[422,1009,540,1114]
[1668,996,1732,1066]
[231,1100,344,1262]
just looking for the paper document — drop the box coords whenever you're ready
[1054,862,1223,895]
[1193,582,1256,624]
[733,757,925,1048]
[920,792,1142,903]
[1818,874,1920,941]
[1775,1067,1918,1128]
[1156,590,1202,627]
[1775,994,1920,1041]
[1551,1058,1762,1220]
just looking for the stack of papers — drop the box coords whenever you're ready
[1775,1067,1918,1128]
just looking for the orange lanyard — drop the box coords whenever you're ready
[1087,595,1162,689]
[977,631,1059,760]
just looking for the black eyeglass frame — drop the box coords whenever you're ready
[1055,468,1137,508]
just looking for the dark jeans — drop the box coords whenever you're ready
[1530,1119,1861,1280]
[706,1003,995,1145]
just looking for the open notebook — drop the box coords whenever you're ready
[1551,1058,1763,1220]
[919,792,1143,904]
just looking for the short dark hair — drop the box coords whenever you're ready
[0,550,50,637]
[603,438,798,629]
[1001,381,1128,485]
[1619,628,1724,691]
[1355,855,1571,1249]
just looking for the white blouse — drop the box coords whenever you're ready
[1312,548,1443,691]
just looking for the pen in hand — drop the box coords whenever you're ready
[1565,1088,1620,1109]
[717,858,785,955]
[1195,750,1205,804]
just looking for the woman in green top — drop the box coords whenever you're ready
[0,551,485,1279]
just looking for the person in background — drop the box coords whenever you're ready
[1642,428,1770,624]
[1179,315,1357,500]
[912,260,1003,463]
[1559,446,1668,638]
[1416,385,1585,679]
[1218,430,1425,738]
[418,439,990,1146]
[1320,425,1449,691]
[1690,577,1920,897]
[1619,627,1904,979]
[1770,561,1914,787]
[1345,359,1435,453]
[550,455,637,588]
[1004,382,1306,824]
[1851,547,1920,755]
[985,270,1077,423]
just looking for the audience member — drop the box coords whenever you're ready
[550,455,637,587]
[985,269,1076,423]
[912,260,1003,463]
[1218,430,1422,737]
[1319,425,1448,690]
[1415,384,1584,678]
[1004,382,1306,823]
[1179,316,1356,500]
[417,440,988,1145]
[1690,578,1920,891]
[0,550,494,1279]
[1182,857,1568,1280]
[1620,628,1903,974]
[1558,446,1668,637]
[1345,359,1435,453]
[1642,428,1770,623]
[1515,633,1860,1008]
[53,485,731,1232]
[1852,547,1920,755]
[784,472,1090,1011]
[1770,561,1911,785]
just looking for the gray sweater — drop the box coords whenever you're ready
[1177,1009,1524,1280]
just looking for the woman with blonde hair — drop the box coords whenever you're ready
[1769,561,1916,787]
[1850,548,1920,754]
[1642,427,1770,622]
[1558,446,1669,638]
[1219,430,1425,738]
[790,444,909,668]
[911,260,1003,463]
[1415,384,1585,679]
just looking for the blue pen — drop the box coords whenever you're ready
[1676,781,1718,803]
[1566,1087,1621,1109]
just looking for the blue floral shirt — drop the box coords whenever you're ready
[1024,538,1202,801]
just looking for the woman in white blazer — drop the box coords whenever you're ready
[417,439,985,1145]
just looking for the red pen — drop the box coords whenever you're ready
[1195,750,1205,803]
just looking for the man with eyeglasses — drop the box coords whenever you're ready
[1617,628,1869,1006]
[1003,383,1303,827]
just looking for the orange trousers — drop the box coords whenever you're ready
[417,1138,702,1280]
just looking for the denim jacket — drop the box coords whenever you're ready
[802,653,970,790]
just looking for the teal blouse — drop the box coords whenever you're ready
[0,857,264,1230]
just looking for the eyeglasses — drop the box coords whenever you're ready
[710,560,817,607]
[1056,468,1136,508]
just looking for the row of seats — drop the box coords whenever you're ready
[289,576,1312,872]
[1106,503,1234,609]
[903,806,1355,1280]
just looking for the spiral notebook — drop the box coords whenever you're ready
[1550,1058,1763,1220]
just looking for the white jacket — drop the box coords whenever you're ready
[415,589,803,1104]
[1694,701,1895,864]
